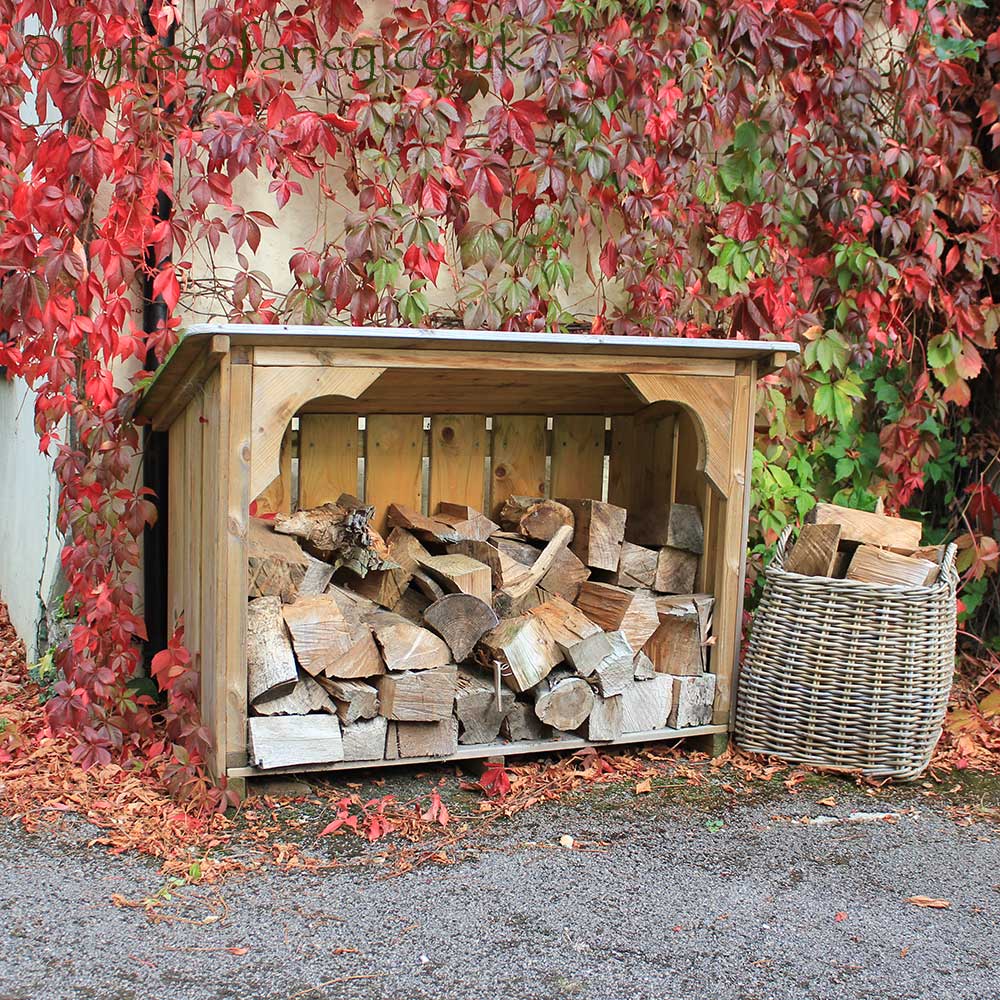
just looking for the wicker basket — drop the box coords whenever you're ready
[735,526,957,779]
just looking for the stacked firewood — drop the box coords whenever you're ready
[245,493,715,770]
[785,503,939,584]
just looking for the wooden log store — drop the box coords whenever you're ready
[135,326,795,781]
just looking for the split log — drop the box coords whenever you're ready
[281,595,354,677]
[527,596,601,651]
[341,716,388,761]
[653,547,699,594]
[368,611,452,672]
[563,630,633,696]
[446,539,503,589]
[274,502,387,576]
[620,675,672,732]
[325,583,378,627]
[253,672,336,716]
[537,545,590,603]
[668,673,716,729]
[845,545,938,586]
[558,499,626,571]
[643,595,711,676]
[807,502,922,550]
[454,668,515,744]
[478,615,561,693]
[586,694,624,741]
[502,701,551,742]
[533,670,595,731]
[784,523,842,577]
[248,518,309,603]
[435,502,500,542]
[377,667,458,721]
[247,715,344,770]
[493,534,543,566]
[247,596,298,704]
[347,528,429,609]
[324,626,386,680]
[613,541,658,588]
[627,503,704,553]
[499,496,575,542]
[423,593,499,663]
[411,568,448,602]
[299,555,335,596]
[575,582,659,651]
[315,677,379,725]
[495,524,574,605]
[386,503,461,544]
[385,717,459,759]
[392,587,432,625]
[633,650,656,681]
[418,554,493,603]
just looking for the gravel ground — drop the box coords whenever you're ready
[0,775,997,1000]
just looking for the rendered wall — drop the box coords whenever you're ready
[0,377,62,661]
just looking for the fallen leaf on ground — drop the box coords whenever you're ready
[834,911,847,922]
[906,896,951,909]
[226,947,249,956]
[635,778,652,794]
[818,796,837,807]
[559,834,575,849]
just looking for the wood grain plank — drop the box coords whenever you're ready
[299,413,359,508]
[167,417,186,630]
[428,415,489,512]
[489,415,547,514]
[224,362,252,768]
[253,423,292,515]
[183,396,203,662]
[549,415,605,501]
[365,414,424,534]
[607,416,635,508]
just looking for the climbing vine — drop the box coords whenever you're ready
[0,0,997,805]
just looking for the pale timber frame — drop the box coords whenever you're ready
[136,326,796,778]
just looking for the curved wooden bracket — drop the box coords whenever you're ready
[624,374,736,495]
[250,366,384,501]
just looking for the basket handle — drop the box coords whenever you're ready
[770,525,795,571]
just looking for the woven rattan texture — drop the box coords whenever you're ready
[735,526,957,779]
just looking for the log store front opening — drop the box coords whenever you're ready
[135,327,796,781]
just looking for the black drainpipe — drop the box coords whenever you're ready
[141,10,176,662]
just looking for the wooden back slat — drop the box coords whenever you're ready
[488,415,547,514]
[550,415,606,501]
[428,414,489,513]
[299,413,359,507]
[364,414,424,533]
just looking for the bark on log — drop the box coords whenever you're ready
[502,701,550,742]
[423,593,499,663]
[248,596,299,704]
[346,528,429,608]
[667,673,716,728]
[499,496,575,542]
[274,502,388,576]
[299,555,335,596]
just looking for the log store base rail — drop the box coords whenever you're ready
[136,326,796,780]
